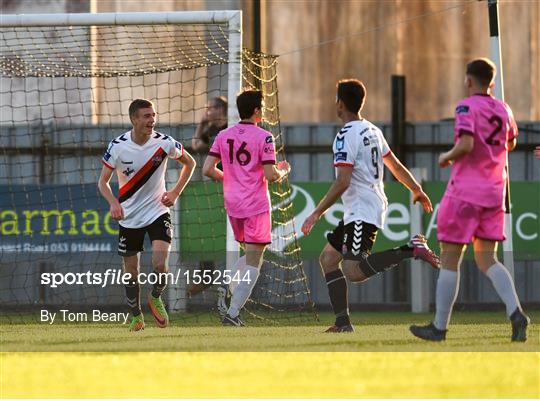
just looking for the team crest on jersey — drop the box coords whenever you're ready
[336,136,345,151]
[335,152,347,162]
[122,167,134,177]
[456,105,470,114]
[152,156,164,166]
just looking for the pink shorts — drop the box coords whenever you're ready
[437,195,505,244]
[228,211,272,245]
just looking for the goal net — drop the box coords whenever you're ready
[0,11,315,325]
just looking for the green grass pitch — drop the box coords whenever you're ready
[1,311,538,352]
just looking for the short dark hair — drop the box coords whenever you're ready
[211,96,228,114]
[129,99,154,119]
[466,58,496,87]
[336,79,366,114]
[236,90,263,119]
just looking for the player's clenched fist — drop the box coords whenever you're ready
[438,152,453,168]
[161,191,179,207]
[109,200,124,220]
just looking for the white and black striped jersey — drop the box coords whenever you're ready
[101,130,183,229]
[332,119,392,228]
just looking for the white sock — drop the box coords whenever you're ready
[434,268,459,331]
[485,262,521,318]
[228,255,246,295]
[227,264,260,318]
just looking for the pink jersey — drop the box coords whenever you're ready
[209,122,276,218]
[445,94,518,209]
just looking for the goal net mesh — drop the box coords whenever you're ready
[0,20,315,325]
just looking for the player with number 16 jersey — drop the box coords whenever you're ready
[203,90,290,326]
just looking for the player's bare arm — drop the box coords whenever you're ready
[438,134,474,167]
[161,150,196,207]
[263,160,291,182]
[97,164,124,220]
[301,166,352,236]
[202,154,224,182]
[383,152,433,213]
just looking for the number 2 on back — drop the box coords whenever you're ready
[226,139,252,166]
[486,115,503,146]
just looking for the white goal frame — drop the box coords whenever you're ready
[1,11,242,311]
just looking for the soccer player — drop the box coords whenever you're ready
[410,58,530,342]
[98,99,196,331]
[188,97,228,303]
[202,90,290,326]
[302,79,440,333]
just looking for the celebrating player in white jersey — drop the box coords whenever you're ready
[302,79,440,333]
[98,99,196,331]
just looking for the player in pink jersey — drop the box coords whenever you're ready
[203,90,290,326]
[410,58,530,342]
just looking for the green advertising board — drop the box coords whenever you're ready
[180,181,540,260]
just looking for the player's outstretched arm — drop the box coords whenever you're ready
[97,165,124,220]
[383,153,433,213]
[301,166,352,235]
[438,135,474,167]
[202,154,224,182]
[162,150,196,207]
[263,160,291,183]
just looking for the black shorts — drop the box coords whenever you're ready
[118,213,172,257]
[327,220,378,260]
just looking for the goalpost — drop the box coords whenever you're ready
[0,11,314,323]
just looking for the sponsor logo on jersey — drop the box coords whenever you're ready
[265,136,274,144]
[456,105,470,114]
[175,141,182,150]
[120,160,133,164]
[359,127,370,136]
[122,167,135,177]
[103,152,111,161]
[363,137,370,147]
[335,151,348,162]
[264,146,272,153]
[336,136,345,151]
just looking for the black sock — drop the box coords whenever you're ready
[151,270,167,298]
[325,270,350,327]
[125,278,141,316]
[359,245,414,278]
